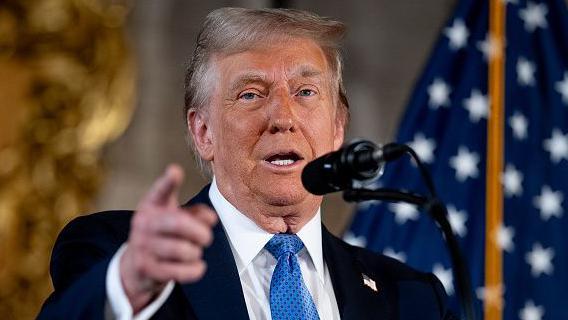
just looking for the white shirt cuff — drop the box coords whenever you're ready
[105,243,175,320]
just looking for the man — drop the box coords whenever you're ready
[39,7,455,320]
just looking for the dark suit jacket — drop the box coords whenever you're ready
[38,185,455,319]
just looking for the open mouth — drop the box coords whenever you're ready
[264,151,303,166]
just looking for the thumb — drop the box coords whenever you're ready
[143,164,184,207]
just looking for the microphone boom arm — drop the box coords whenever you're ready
[342,145,476,320]
[301,140,476,319]
[343,188,428,206]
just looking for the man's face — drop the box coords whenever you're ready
[191,37,344,218]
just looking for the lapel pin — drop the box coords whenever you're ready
[362,273,378,292]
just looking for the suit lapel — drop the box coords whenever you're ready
[181,186,250,320]
[322,226,393,320]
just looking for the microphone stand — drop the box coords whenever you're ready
[342,145,476,320]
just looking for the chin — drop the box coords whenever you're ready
[255,178,310,206]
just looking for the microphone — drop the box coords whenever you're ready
[301,140,406,195]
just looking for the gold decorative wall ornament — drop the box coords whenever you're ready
[0,0,135,318]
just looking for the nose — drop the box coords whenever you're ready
[268,90,297,134]
[270,117,294,133]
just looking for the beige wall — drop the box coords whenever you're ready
[95,0,455,235]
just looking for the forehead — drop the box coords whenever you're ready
[214,37,331,82]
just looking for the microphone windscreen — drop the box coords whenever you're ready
[301,155,333,195]
[302,151,351,195]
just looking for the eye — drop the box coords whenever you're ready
[297,89,316,97]
[239,92,259,100]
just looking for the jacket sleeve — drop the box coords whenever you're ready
[37,212,131,320]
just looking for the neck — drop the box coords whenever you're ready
[214,179,321,234]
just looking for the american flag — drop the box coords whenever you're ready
[345,0,568,319]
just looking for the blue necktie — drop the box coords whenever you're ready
[265,234,320,320]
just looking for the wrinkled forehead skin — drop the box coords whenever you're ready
[207,34,340,107]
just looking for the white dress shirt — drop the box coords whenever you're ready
[105,178,340,320]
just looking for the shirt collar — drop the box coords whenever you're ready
[296,205,325,283]
[208,177,325,282]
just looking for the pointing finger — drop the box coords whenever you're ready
[144,164,184,207]
[149,210,214,246]
[186,204,218,227]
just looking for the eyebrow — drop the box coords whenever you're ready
[293,65,323,79]
[229,65,325,92]
[229,73,268,93]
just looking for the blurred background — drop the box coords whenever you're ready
[3,0,565,319]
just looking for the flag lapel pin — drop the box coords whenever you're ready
[362,273,378,292]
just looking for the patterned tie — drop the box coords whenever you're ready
[265,233,320,320]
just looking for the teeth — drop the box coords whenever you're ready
[270,159,295,166]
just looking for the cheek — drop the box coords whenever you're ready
[301,109,338,151]
[215,112,264,158]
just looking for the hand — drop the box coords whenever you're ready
[119,164,218,313]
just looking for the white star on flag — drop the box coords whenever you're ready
[525,243,554,277]
[517,57,536,86]
[496,224,515,253]
[477,33,502,61]
[533,185,563,221]
[543,128,568,163]
[519,300,545,320]
[356,200,380,211]
[502,164,523,197]
[444,19,469,50]
[519,2,548,32]
[463,89,489,122]
[383,247,407,263]
[427,78,451,109]
[555,72,568,104]
[447,205,468,237]
[509,111,528,140]
[432,264,454,295]
[343,231,367,247]
[450,146,480,181]
[389,202,419,224]
[408,133,436,164]
[476,285,504,309]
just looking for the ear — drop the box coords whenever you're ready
[332,108,346,150]
[187,109,214,161]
